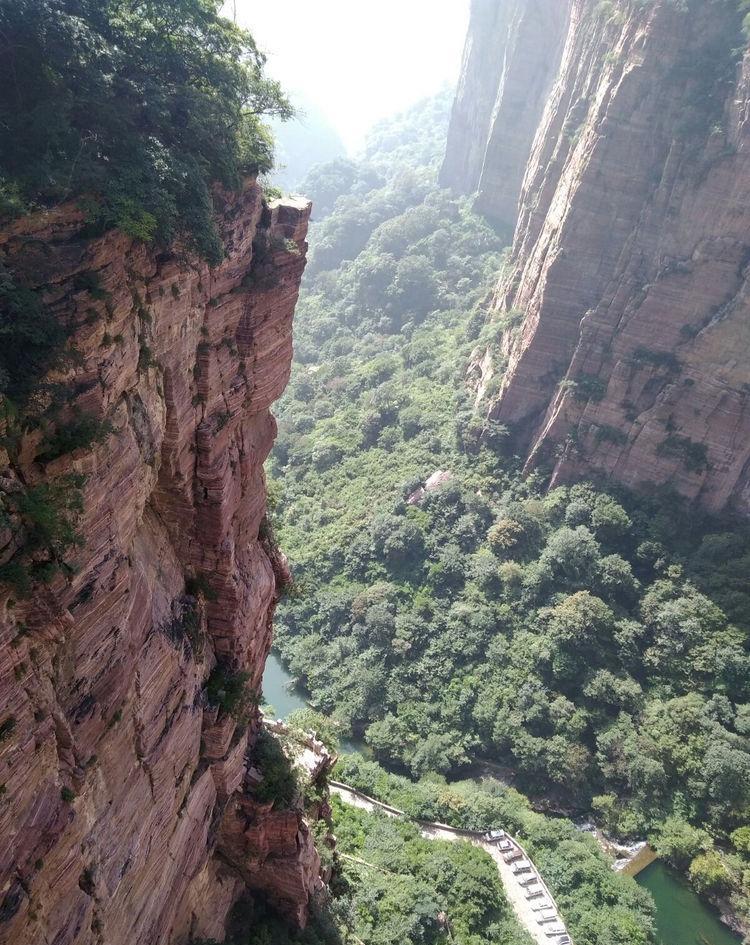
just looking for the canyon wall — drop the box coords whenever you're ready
[450,0,750,515]
[0,183,319,944]
[440,0,571,227]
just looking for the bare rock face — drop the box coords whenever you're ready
[218,796,322,927]
[406,470,454,506]
[219,723,336,928]
[0,184,316,943]
[453,0,750,515]
[440,0,570,227]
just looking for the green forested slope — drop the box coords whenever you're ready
[333,756,656,945]
[269,93,750,924]
[330,798,532,945]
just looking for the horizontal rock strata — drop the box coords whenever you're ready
[0,185,317,944]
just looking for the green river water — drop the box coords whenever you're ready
[263,652,742,945]
[262,650,309,720]
[262,650,366,755]
[636,861,741,945]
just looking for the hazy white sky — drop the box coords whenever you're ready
[228,1,470,152]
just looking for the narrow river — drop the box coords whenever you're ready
[262,650,309,719]
[263,650,742,945]
[262,650,367,755]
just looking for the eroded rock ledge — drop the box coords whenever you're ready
[0,184,315,944]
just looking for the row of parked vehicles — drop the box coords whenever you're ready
[485,831,572,945]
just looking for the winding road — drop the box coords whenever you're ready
[329,780,572,945]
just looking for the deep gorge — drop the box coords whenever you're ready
[1,1,750,944]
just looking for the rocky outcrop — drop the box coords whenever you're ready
[440,0,570,227]
[0,184,316,944]
[454,0,750,515]
[219,796,322,927]
[219,722,335,927]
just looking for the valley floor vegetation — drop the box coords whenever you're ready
[332,756,656,945]
[326,795,531,945]
[268,92,750,931]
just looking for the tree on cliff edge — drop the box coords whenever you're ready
[0,0,292,264]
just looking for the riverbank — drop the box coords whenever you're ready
[575,821,655,877]
[618,843,657,877]
[262,651,369,755]
[636,861,742,945]
[603,834,744,942]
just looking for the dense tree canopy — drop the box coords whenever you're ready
[334,756,657,945]
[331,800,528,945]
[0,0,290,262]
[269,92,750,926]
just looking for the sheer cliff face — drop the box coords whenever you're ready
[0,185,316,944]
[450,0,750,515]
[440,0,571,227]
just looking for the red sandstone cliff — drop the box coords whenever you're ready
[449,0,750,515]
[0,183,321,944]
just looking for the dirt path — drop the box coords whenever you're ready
[329,781,571,945]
